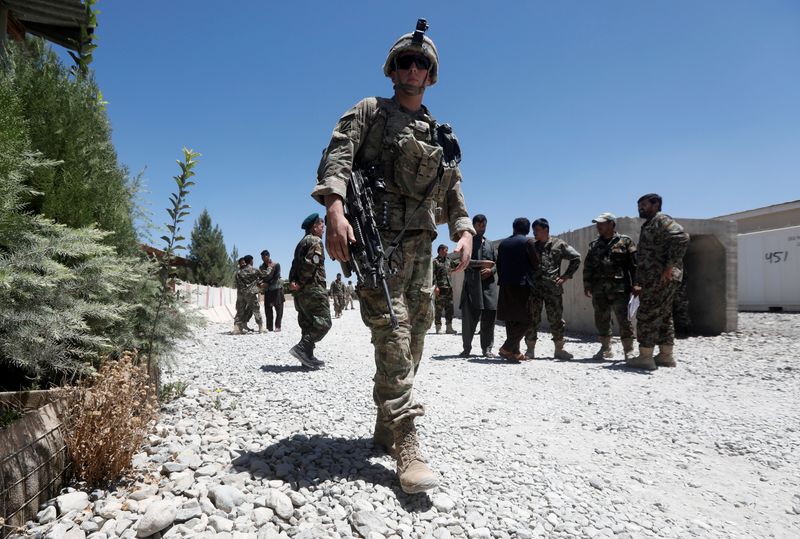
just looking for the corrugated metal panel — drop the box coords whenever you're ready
[738,225,800,311]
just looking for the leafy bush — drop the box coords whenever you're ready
[5,38,138,254]
[64,352,158,486]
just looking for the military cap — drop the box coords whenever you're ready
[592,212,616,223]
[301,213,321,231]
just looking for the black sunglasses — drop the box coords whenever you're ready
[395,54,431,71]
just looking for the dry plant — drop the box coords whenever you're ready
[64,352,158,486]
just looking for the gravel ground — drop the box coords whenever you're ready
[20,308,800,539]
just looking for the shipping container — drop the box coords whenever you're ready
[738,225,800,311]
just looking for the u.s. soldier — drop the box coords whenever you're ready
[627,194,690,370]
[311,21,474,493]
[582,213,637,360]
[288,213,332,369]
[329,273,347,318]
[432,244,458,334]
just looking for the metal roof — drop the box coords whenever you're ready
[2,0,92,51]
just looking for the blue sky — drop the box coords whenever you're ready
[74,0,799,278]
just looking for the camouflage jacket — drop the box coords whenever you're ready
[346,284,355,298]
[532,238,581,293]
[311,96,475,241]
[583,233,637,295]
[330,280,347,297]
[432,255,458,288]
[289,234,326,289]
[635,213,690,286]
[235,266,262,295]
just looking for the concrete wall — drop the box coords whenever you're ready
[557,217,738,336]
[737,225,800,311]
[716,200,800,234]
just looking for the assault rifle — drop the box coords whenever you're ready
[339,169,399,330]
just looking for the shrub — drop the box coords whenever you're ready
[63,352,157,487]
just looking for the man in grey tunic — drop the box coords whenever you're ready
[460,214,498,357]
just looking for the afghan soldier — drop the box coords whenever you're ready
[288,214,332,369]
[330,273,347,318]
[525,218,581,360]
[312,20,474,494]
[346,281,356,309]
[627,194,690,370]
[432,244,458,334]
[233,255,263,334]
[582,212,637,360]
[260,250,284,332]
[460,214,498,357]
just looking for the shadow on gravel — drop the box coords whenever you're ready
[554,357,607,364]
[259,364,308,374]
[233,434,434,512]
[601,362,654,375]
[430,354,465,361]
[466,358,518,366]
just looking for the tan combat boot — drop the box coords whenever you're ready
[553,340,574,360]
[626,346,657,371]
[593,336,613,359]
[621,338,636,360]
[524,339,536,360]
[445,322,457,335]
[393,418,438,494]
[232,324,243,335]
[257,322,263,334]
[373,409,394,456]
[654,344,676,367]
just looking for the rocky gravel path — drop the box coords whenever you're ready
[19,309,800,538]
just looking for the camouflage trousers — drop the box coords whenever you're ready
[434,287,454,326]
[637,281,677,347]
[234,291,262,327]
[525,288,565,344]
[332,294,346,316]
[294,285,332,343]
[592,291,634,339]
[358,230,434,428]
[672,278,691,331]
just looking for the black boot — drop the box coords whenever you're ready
[290,337,319,369]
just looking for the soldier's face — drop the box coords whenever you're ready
[533,225,549,241]
[474,221,487,236]
[311,220,324,238]
[391,57,431,91]
[638,200,658,219]
[596,222,614,237]
[438,248,448,257]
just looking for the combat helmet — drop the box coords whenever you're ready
[383,19,439,85]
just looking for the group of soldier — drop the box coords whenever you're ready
[232,251,284,334]
[328,273,356,318]
[231,20,693,495]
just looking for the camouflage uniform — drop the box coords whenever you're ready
[583,233,637,339]
[635,213,690,347]
[234,265,263,329]
[432,254,457,329]
[330,279,347,317]
[525,238,581,345]
[346,283,356,309]
[289,234,332,343]
[312,96,474,428]
[672,266,691,334]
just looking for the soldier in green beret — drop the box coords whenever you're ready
[288,213,331,369]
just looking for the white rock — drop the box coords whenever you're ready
[264,489,294,520]
[137,499,177,537]
[38,505,57,524]
[432,493,456,513]
[209,515,234,533]
[208,484,246,513]
[350,511,388,537]
[57,491,90,514]
[128,485,158,501]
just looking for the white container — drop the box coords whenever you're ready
[737,225,800,311]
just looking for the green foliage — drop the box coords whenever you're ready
[5,38,137,254]
[159,380,188,403]
[188,209,233,287]
[68,0,100,79]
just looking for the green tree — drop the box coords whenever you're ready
[187,209,231,286]
[7,39,138,254]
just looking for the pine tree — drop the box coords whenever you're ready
[188,209,231,286]
[230,245,240,275]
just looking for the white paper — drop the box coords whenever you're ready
[628,295,640,321]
